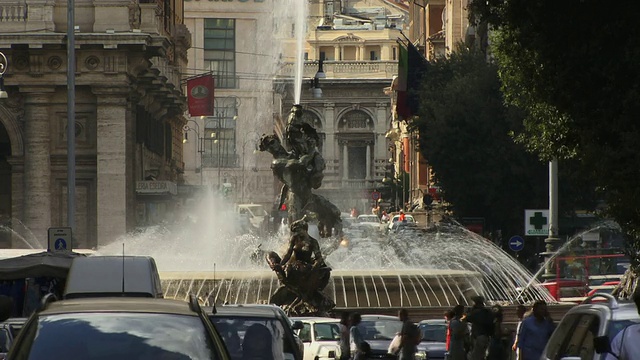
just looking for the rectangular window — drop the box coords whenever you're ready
[201,97,238,168]
[393,47,397,61]
[319,52,326,61]
[204,18,236,89]
[370,51,377,60]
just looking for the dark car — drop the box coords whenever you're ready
[359,315,445,360]
[417,319,447,360]
[207,304,304,360]
[7,296,230,360]
[0,318,26,359]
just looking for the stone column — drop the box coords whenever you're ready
[334,46,340,61]
[359,45,366,60]
[366,144,371,180]
[22,89,53,245]
[342,143,349,181]
[94,88,129,245]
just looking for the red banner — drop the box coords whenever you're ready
[187,75,214,117]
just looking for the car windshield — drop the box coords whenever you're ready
[419,323,447,342]
[608,318,640,340]
[210,315,295,360]
[391,215,414,223]
[359,319,402,341]
[313,323,341,341]
[14,313,218,360]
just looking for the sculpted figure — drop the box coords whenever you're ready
[266,218,334,315]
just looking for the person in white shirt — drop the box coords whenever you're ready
[604,290,640,360]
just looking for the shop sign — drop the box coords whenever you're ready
[136,181,178,195]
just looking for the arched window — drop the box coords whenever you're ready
[338,110,374,131]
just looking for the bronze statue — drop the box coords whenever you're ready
[266,217,335,315]
[258,105,342,315]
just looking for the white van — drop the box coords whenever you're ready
[64,256,163,299]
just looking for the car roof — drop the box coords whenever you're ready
[206,304,287,318]
[361,314,399,321]
[419,319,447,325]
[565,299,638,320]
[291,317,339,323]
[38,297,198,316]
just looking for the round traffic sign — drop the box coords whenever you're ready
[508,235,525,252]
[371,191,381,201]
[54,238,67,251]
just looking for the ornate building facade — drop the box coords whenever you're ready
[0,0,190,248]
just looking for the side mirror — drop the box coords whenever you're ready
[292,320,304,330]
[594,335,611,354]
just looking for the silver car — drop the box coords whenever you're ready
[542,293,640,360]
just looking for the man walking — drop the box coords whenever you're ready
[466,296,494,360]
[517,300,554,360]
[398,309,421,360]
[604,290,640,360]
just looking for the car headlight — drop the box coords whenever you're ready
[414,350,428,360]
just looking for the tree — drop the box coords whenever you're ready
[410,48,549,243]
[469,0,640,297]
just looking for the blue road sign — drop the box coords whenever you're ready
[372,191,381,201]
[508,235,524,252]
[55,238,67,251]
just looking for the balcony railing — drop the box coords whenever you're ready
[278,61,397,79]
[0,4,27,22]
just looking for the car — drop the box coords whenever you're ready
[64,255,164,299]
[291,317,341,360]
[416,319,448,358]
[542,293,640,360]
[7,295,230,360]
[386,215,416,232]
[587,281,620,297]
[0,318,26,359]
[359,314,445,360]
[207,304,304,360]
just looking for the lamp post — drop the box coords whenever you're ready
[182,120,203,186]
[240,132,261,203]
[0,52,8,99]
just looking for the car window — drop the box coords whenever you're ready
[313,323,340,341]
[561,314,600,358]
[359,320,402,341]
[210,315,295,360]
[419,324,447,342]
[298,323,311,343]
[13,313,218,360]
[0,328,9,352]
[545,313,581,359]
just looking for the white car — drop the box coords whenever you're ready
[387,214,416,231]
[291,317,342,360]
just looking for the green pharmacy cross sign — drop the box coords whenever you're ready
[524,209,549,236]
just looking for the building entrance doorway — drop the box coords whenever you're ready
[0,122,11,247]
[348,146,366,179]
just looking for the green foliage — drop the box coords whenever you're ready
[409,47,548,238]
[468,0,640,283]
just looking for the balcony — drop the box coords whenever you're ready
[278,61,397,79]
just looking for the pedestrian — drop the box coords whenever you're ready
[517,300,555,360]
[381,211,390,222]
[487,305,506,360]
[444,309,455,353]
[448,305,468,360]
[349,313,367,360]
[511,304,527,360]
[339,312,351,360]
[604,290,640,359]
[399,210,406,222]
[466,296,494,360]
[350,207,359,218]
[398,309,421,360]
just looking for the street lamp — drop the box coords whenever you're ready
[0,52,8,99]
[240,131,261,203]
[311,59,325,99]
[183,120,203,185]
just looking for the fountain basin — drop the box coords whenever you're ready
[160,269,482,308]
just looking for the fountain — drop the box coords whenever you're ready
[100,0,558,312]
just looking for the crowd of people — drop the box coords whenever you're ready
[443,297,555,360]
